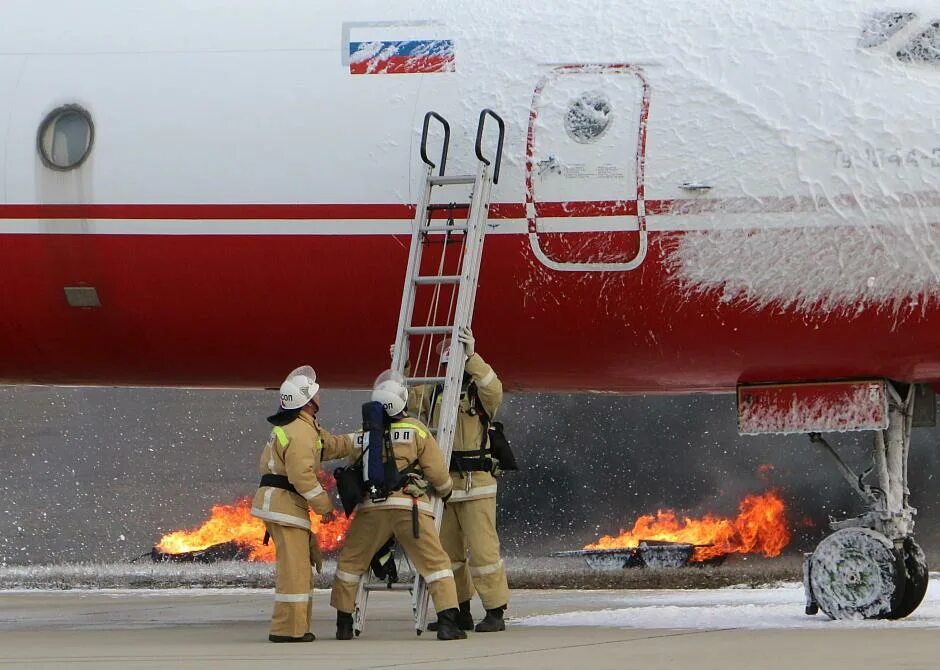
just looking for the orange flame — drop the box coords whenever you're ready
[585,490,790,561]
[157,473,352,561]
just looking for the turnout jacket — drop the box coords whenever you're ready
[408,353,503,502]
[251,411,354,530]
[351,414,454,517]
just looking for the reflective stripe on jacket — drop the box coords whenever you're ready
[251,411,353,529]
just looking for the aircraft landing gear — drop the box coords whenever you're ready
[803,383,929,620]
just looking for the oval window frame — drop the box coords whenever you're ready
[37,104,95,171]
[564,91,614,144]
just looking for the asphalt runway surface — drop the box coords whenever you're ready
[1,587,937,669]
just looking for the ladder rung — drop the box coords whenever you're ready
[406,326,453,335]
[414,275,461,285]
[426,203,470,211]
[424,224,468,233]
[406,376,447,385]
[364,582,413,592]
[429,175,475,186]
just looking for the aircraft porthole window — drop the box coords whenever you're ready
[565,92,613,144]
[37,105,94,171]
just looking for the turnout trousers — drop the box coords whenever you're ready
[439,496,510,609]
[330,509,458,614]
[265,521,315,638]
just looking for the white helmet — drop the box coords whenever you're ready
[279,365,320,410]
[372,369,408,416]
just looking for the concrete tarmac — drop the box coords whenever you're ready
[0,589,936,670]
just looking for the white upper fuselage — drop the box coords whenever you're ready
[1,1,937,223]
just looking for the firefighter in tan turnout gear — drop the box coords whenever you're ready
[412,327,509,633]
[330,370,467,641]
[251,365,354,642]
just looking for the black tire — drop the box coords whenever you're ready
[888,537,929,620]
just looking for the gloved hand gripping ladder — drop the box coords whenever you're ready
[352,108,505,636]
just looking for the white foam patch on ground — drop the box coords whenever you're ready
[666,224,940,319]
[518,580,940,630]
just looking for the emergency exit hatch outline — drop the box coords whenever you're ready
[526,63,651,272]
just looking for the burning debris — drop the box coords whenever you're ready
[558,491,790,569]
[150,540,251,563]
[152,481,787,571]
[153,473,352,563]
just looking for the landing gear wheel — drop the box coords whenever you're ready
[887,538,928,620]
[809,528,905,620]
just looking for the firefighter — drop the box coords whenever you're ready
[251,365,354,643]
[411,327,509,633]
[330,370,466,641]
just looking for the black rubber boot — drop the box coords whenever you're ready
[474,606,506,632]
[428,601,473,632]
[336,611,354,640]
[435,608,468,640]
[268,632,315,643]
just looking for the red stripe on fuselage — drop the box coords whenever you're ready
[0,203,416,220]
[350,54,455,75]
[0,202,609,220]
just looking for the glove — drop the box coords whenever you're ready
[458,326,475,357]
[309,532,323,573]
[401,472,429,498]
[489,459,502,477]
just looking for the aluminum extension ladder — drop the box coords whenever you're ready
[352,108,505,636]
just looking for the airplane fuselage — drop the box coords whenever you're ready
[2,1,939,391]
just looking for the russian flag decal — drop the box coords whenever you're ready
[349,39,455,75]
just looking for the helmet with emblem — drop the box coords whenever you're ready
[371,369,408,416]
